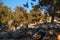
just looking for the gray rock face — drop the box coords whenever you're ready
[12,28,27,38]
[0,30,13,39]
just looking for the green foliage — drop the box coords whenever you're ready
[0,0,60,24]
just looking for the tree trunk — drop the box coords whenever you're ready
[51,16,54,23]
[44,13,47,24]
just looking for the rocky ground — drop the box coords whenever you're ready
[0,23,60,40]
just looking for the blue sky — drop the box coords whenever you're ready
[0,0,38,12]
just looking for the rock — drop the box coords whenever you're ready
[2,30,13,38]
[0,34,3,39]
[33,34,41,40]
[24,38,31,40]
[57,34,60,40]
[12,28,27,38]
[2,33,11,38]
[27,30,33,35]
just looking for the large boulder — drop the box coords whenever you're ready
[12,28,27,38]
